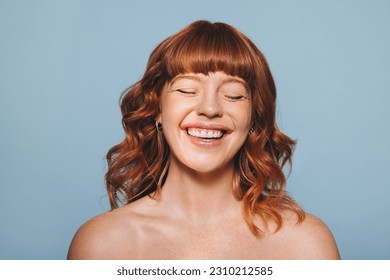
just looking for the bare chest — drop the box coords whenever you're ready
[124,219,281,259]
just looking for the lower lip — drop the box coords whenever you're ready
[185,131,225,147]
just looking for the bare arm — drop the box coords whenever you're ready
[67,217,110,260]
[67,212,133,260]
[289,213,340,259]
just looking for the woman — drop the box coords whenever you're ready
[68,20,340,259]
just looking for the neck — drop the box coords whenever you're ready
[159,156,242,223]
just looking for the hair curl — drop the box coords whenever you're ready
[105,20,305,236]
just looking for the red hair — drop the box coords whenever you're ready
[105,20,305,235]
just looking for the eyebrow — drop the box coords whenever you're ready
[170,75,202,85]
[170,75,247,87]
[221,77,247,87]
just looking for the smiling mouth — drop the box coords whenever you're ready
[186,128,225,140]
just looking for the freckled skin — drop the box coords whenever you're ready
[68,197,340,259]
[67,72,340,260]
[158,72,252,175]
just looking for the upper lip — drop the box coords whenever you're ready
[181,123,232,134]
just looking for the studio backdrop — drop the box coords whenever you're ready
[0,0,389,259]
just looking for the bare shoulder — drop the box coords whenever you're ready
[274,211,341,259]
[67,209,131,259]
[67,198,154,260]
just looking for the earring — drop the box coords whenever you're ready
[155,121,163,133]
[248,128,254,135]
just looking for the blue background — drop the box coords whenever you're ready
[1,0,389,259]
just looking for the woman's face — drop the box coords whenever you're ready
[158,71,252,174]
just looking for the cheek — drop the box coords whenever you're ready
[161,99,196,129]
[245,104,253,126]
[160,99,192,148]
[231,105,252,130]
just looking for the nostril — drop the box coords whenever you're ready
[196,103,223,117]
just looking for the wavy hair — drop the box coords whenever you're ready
[105,20,305,236]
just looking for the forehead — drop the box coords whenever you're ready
[170,72,247,86]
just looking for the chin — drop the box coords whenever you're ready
[182,158,234,175]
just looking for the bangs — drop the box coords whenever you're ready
[160,22,256,85]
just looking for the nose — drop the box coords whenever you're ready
[196,90,223,118]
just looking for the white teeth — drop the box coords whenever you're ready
[187,128,224,139]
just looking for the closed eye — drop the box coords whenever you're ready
[223,94,250,101]
[176,89,196,94]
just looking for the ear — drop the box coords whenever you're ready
[155,90,163,123]
[155,113,162,124]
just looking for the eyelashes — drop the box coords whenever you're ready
[176,89,195,94]
[172,88,249,102]
[224,95,250,101]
